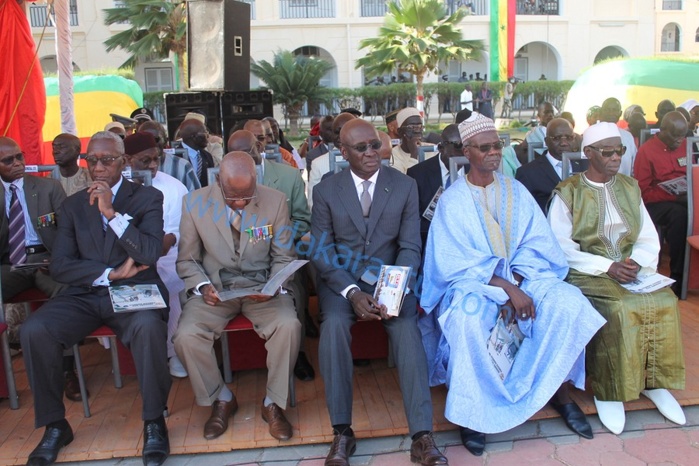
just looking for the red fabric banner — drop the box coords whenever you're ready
[0,0,47,164]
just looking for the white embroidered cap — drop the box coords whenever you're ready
[679,99,699,112]
[396,107,421,127]
[582,122,621,148]
[458,113,496,143]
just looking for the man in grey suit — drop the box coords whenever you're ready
[19,132,171,466]
[310,119,448,466]
[0,137,66,301]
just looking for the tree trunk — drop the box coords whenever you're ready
[177,53,187,91]
[416,73,425,122]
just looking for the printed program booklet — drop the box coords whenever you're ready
[658,176,687,196]
[217,259,308,301]
[487,308,525,381]
[372,265,412,317]
[109,284,167,312]
[621,272,675,294]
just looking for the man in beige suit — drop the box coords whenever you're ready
[174,152,301,441]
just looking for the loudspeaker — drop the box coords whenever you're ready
[164,91,222,139]
[221,90,274,139]
[187,0,251,91]
[164,90,273,139]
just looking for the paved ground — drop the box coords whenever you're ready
[61,406,699,465]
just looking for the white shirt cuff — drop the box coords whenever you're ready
[92,268,113,287]
[194,281,211,295]
[108,213,130,238]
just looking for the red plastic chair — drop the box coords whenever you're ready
[682,137,699,299]
[220,314,296,407]
[73,325,122,418]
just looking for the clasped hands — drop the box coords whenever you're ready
[607,258,640,284]
[349,290,391,321]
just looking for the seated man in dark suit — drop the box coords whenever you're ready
[310,119,448,466]
[407,124,465,249]
[177,118,215,187]
[19,131,171,466]
[515,118,575,212]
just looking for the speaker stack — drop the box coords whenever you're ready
[164,1,272,139]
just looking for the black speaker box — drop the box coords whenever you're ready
[187,0,251,92]
[221,90,274,138]
[164,91,222,138]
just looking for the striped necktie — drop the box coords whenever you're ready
[8,185,27,265]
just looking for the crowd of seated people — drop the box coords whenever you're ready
[2,96,696,466]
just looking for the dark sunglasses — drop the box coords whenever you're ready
[347,140,382,153]
[0,152,24,166]
[466,140,505,153]
[587,145,627,157]
[548,134,575,143]
[84,155,122,167]
[441,141,463,150]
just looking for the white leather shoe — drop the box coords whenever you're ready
[169,356,188,378]
[642,389,686,425]
[594,397,626,434]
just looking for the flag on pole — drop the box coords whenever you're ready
[489,0,516,81]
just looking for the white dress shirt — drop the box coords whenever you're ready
[545,152,563,180]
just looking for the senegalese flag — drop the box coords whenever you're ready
[489,0,516,82]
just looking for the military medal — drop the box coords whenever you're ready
[245,224,273,244]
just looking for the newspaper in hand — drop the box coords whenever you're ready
[217,259,308,301]
[621,272,675,294]
[109,284,167,312]
[657,176,687,196]
[486,307,525,381]
[373,265,412,317]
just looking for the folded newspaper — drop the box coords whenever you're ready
[217,259,308,301]
[657,176,687,196]
[109,284,167,312]
[373,265,412,317]
[621,272,675,294]
[486,308,525,380]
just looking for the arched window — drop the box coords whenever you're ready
[661,23,681,52]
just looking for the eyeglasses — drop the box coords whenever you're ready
[465,140,505,153]
[441,141,463,150]
[134,155,161,166]
[346,140,382,153]
[548,134,575,143]
[220,184,256,203]
[84,155,122,167]
[0,152,24,166]
[404,124,423,132]
[587,145,627,157]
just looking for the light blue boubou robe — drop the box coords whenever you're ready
[419,174,605,433]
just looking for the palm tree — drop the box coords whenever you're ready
[103,0,187,90]
[356,0,484,113]
[251,50,333,137]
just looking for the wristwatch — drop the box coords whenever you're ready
[346,286,361,301]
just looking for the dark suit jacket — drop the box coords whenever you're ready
[515,151,561,213]
[0,175,66,263]
[310,166,421,294]
[406,156,442,249]
[50,178,165,298]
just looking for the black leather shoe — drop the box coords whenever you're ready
[294,352,315,381]
[459,426,485,456]
[353,359,370,367]
[27,422,74,465]
[325,433,356,466]
[142,417,170,466]
[305,312,319,338]
[551,400,593,439]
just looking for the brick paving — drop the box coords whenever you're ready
[59,406,699,465]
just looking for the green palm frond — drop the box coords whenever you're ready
[103,0,186,69]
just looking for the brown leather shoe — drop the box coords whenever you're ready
[325,433,356,466]
[203,398,238,440]
[64,371,87,402]
[260,401,293,440]
[410,432,448,465]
